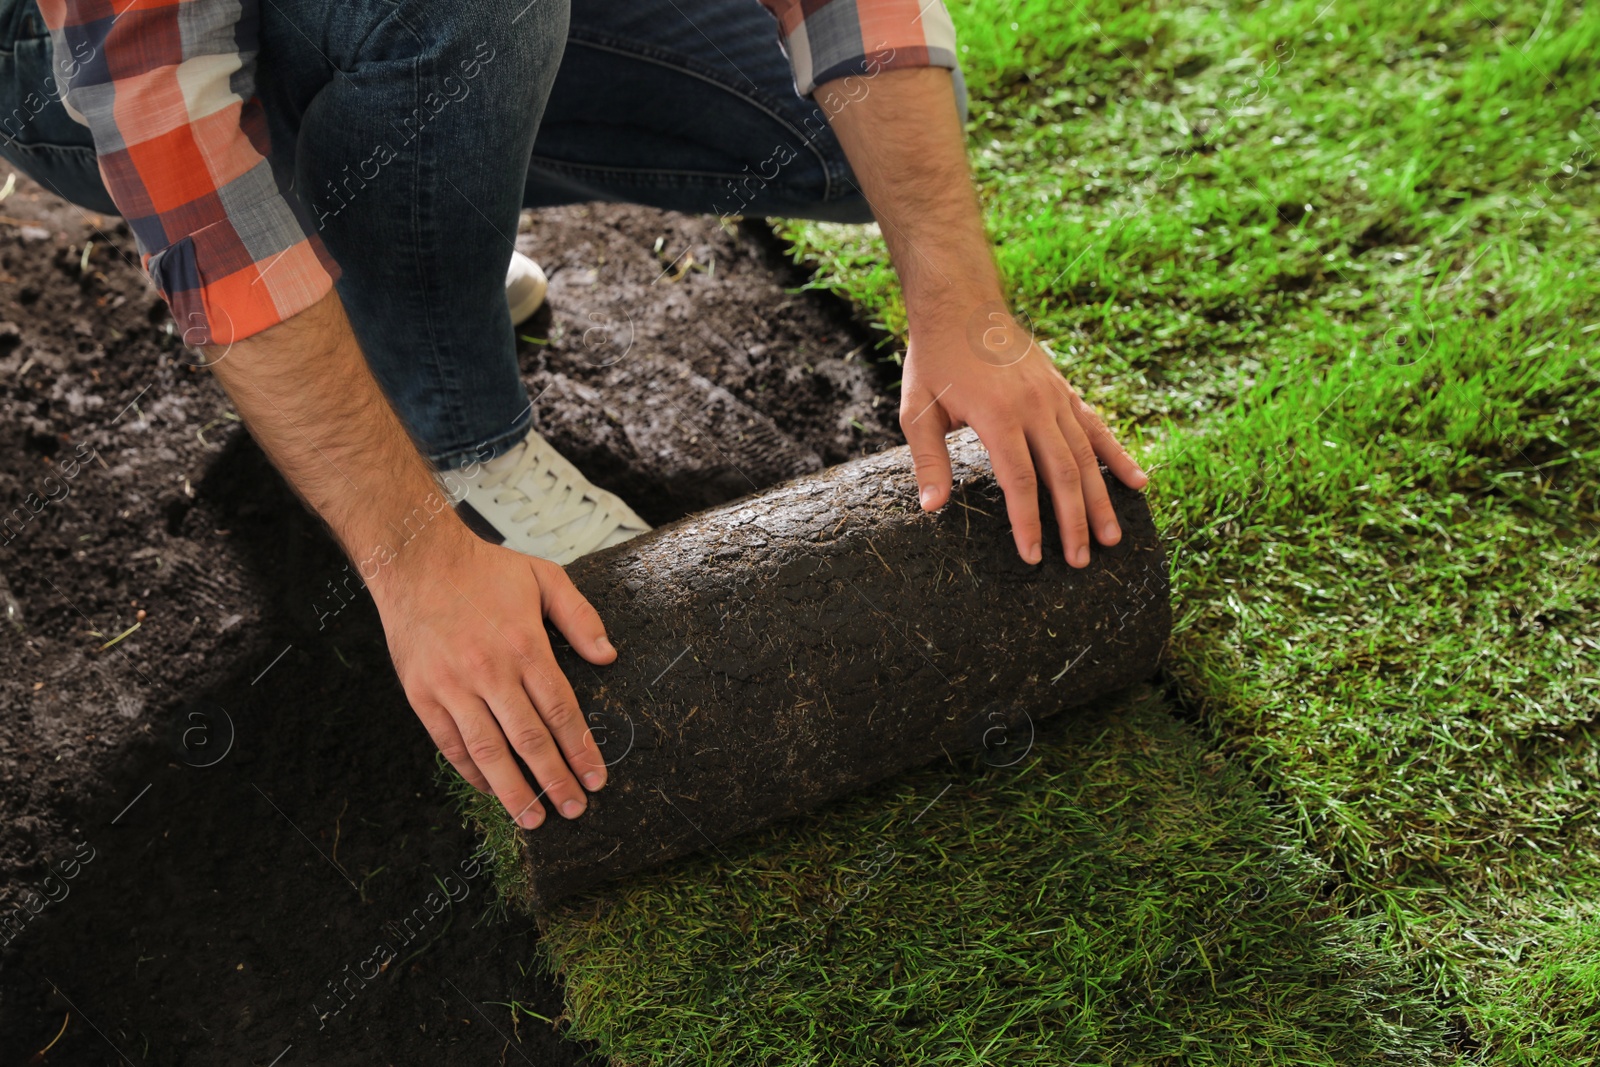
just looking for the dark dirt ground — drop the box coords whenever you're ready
[0,174,901,1066]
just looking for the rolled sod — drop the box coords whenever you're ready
[519,428,1170,909]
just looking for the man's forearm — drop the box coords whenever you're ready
[824,67,1002,328]
[823,63,1147,569]
[206,289,469,587]
[203,288,615,829]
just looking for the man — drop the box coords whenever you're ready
[3,0,1147,833]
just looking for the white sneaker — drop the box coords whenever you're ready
[453,430,650,564]
[506,251,548,326]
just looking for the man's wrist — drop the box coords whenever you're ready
[902,279,1017,361]
[895,238,1007,338]
[347,499,478,603]
[905,283,1005,331]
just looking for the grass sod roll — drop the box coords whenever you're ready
[513,428,1170,909]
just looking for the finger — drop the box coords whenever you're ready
[527,565,611,792]
[1025,420,1090,566]
[1056,403,1120,552]
[450,698,547,829]
[1066,383,1147,490]
[416,701,492,794]
[533,558,615,665]
[508,639,608,806]
[899,385,954,511]
[485,663,593,819]
[983,427,1044,564]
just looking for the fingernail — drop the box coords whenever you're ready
[1133,465,1148,481]
[1076,546,1091,567]
[1101,523,1120,543]
[596,635,614,655]
[583,771,604,791]
[520,809,543,830]
[919,487,934,510]
[1027,543,1042,564]
[560,799,585,819]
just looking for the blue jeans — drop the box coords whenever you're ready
[0,0,962,468]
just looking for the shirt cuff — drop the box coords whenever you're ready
[143,185,342,347]
[778,0,960,98]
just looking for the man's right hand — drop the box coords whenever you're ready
[206,290,611,831]
[369,527,616,829]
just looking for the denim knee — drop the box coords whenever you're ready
[371,0,571,118]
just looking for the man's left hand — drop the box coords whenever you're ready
[899,303,1147,567]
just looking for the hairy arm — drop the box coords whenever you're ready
[210,291,613,830]
[42,0,610,830]
[209,294,440,558]
[824,66,1148,566]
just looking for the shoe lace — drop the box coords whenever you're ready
[477,436,623,557]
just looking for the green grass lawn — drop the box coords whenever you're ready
[458,2,1600,1062]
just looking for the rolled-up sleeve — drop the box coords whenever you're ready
[756,0,960,98]
[38,0,339,345]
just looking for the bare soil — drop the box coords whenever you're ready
[0,176,901,1066]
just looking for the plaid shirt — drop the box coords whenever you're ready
[759,0,957,97]
[40,0,957,345]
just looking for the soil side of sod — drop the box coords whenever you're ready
[0,177,902,1066]
[508,433,1168,908]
